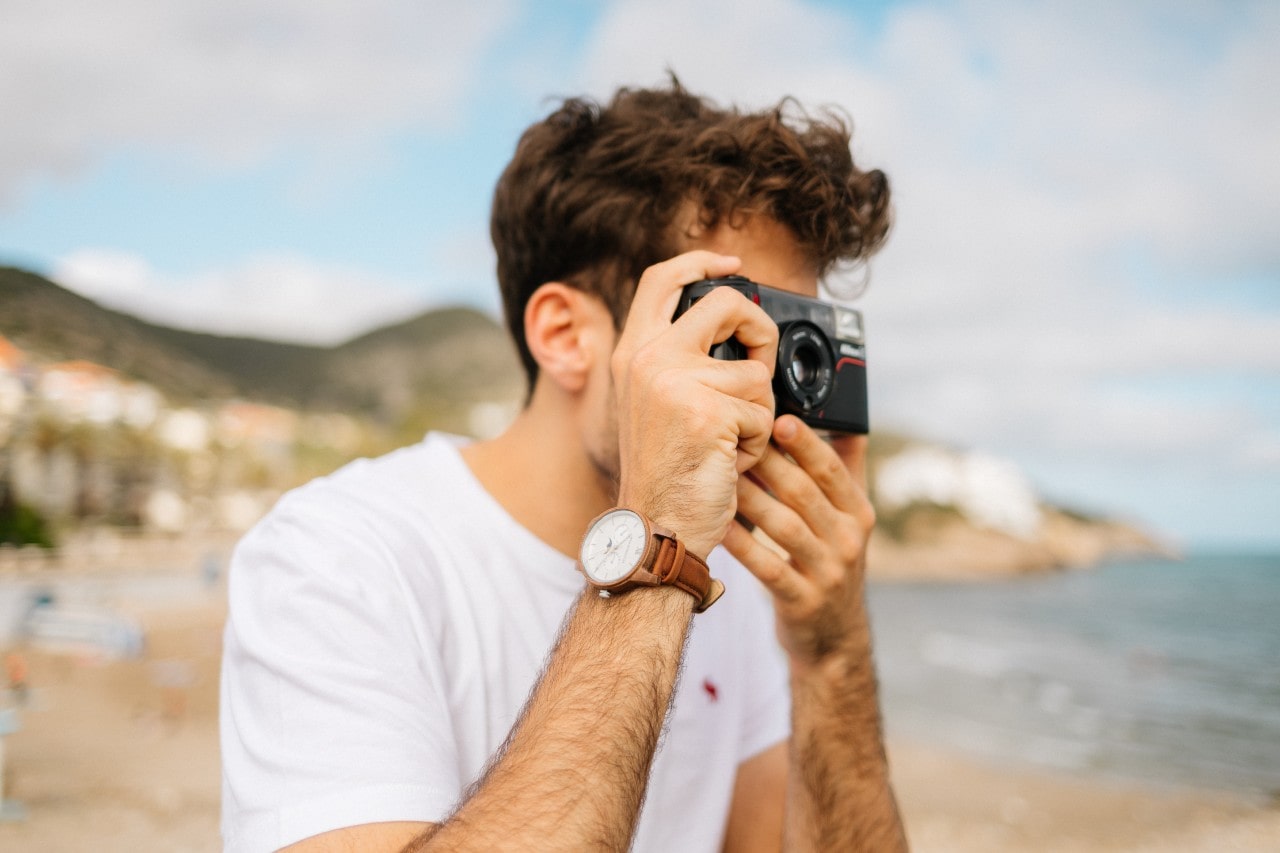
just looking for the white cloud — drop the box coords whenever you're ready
[1237,433,1280,470]
[577,0,863,98]
[0,0,519,201]
[53,249,430,344]
[52,250,156,303]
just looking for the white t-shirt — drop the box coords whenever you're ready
[220,433,790,853]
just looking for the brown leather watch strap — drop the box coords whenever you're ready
[652,536,725,613]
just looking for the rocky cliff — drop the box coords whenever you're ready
[865,442,1172,580]
[866,506,1171,581]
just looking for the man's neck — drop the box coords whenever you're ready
[460,404,614,559]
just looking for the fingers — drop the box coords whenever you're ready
[735,472,828,570]
[769,417,862,516]
[671,285,778,366]
[686,357,774,408]
[622,251,742,346]
[729,398,778,473]
[748,438,839,527]
[618,251,777,377]
[723,520,806,604]
[828,434,869,492]
[735,417,874,572]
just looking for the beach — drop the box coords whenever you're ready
[1,585,1277,852]
[0,593,225,852]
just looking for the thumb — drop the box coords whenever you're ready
[828,434,869,492]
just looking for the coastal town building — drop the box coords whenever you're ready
[875,445,1044,539]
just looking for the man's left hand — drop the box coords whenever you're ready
[723,415,875,668]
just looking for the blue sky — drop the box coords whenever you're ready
[2,1,1277,549]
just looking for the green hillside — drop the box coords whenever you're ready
[0,265,525,416]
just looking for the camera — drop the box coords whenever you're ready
[674,275,869,434]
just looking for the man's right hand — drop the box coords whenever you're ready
[611,250,778,558]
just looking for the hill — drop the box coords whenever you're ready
[0,265,525,418]
[0,266,240,400]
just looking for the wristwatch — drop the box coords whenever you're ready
[578,508,725,613]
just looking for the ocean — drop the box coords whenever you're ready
[867,552,1280,799]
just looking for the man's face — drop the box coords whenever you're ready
[584,215,820,493]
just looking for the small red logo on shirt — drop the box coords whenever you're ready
[703,678,719,702]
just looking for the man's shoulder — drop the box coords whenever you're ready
[232,433,470,579]
[269,432,463,522]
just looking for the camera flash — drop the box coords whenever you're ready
[835,307,864,343]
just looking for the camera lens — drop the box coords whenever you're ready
[790,344,820,389]
[776,322,834,413]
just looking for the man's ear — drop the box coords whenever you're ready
[523,283,613,393]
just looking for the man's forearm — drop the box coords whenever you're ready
[785,604,907,852]
[408,585,694,852]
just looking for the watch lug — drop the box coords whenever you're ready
[630,568,663,587]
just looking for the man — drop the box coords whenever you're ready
[220,79,904,852]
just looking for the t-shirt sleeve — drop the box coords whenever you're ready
[220,492,460,853]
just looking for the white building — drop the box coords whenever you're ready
[157,408,212,453]
[875,445,1044,539]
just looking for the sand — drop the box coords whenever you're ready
[1,591,1276,852]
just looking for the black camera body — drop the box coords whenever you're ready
[674,276,869,435]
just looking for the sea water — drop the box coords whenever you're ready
[867,552,1280,798]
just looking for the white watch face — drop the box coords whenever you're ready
[582,510,648,583]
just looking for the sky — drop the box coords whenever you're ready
[1,0,1277,550]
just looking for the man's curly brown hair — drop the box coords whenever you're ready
[491,77,891,389]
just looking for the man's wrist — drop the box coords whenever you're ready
[614,501,713,561]
[786,616,875,681]
[788,641,874,685]
[583,583,696,639]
